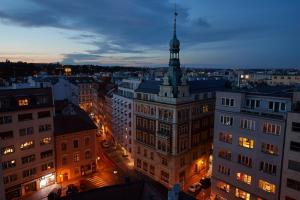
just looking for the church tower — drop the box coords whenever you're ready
[159,7,189,98]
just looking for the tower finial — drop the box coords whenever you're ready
[173,3,178,38]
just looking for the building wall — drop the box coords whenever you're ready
[268,75,300,86]
[1,107,55,200]
[133,96,213,188]
[211,91,291,200]
[55,129,97,183]
[280,112,300,200]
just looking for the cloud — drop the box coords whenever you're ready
[0,0,298,66]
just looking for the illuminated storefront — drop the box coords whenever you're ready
[39,173,55,188]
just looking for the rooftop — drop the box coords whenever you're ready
[54,101,97,136]
[135,79,227,94]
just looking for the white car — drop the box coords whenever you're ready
[188,182,201,193]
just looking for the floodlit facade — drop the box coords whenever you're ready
[0,88,55,200]
[133,11,225,188]
[211,87,292,200]
[53,102,97,183]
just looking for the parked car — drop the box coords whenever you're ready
[66,184,79,196]
[200,177,211,189]
[48,188,61,200]
[79,180,88,191]
[188,182,201,193]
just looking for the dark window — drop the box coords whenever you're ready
[38,111,51,118]
[18,113,32,121]
[21,154,35,164]
[292,122,300,132]
[61,143,67,151]
[287,178,300,191]
[2,160,16,170]
[288,160,300,172]
[73,140,79,148]
[0,131,13,140]
[40,150,53,159]
[0,116,12,124]
[290,141,300,152]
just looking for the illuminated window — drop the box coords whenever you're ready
[239,137,254,149]
[20,140,34,150]
[236,172,252,185]
[2,160,16,170]
[262,142,278,155]
[73,153,80,162]
[217,181,230,193]
[18,98,29,106]
[258,180,276,193]
[202,105,209,113]
[263,122,280,135]
[40,137,51,145]
[235,188,250,200]
[219,132,232,144]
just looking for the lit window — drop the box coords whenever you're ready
[217,181,230,193]
[239,137,254,149]
[258,180,276,193]
[235,188,250,200]
[236,172,252,185]
[202,105,209,113]
[262,143,278,155]
[20,140,34,150]
[73,153,80,162]
[40,137,51,145]
[18,99,29,106]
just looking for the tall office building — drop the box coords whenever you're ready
[211,86,292,200]
[280,91,300,200]
[133,10,225,187]
[0,88,55,200]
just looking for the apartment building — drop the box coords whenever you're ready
[211,86,292,200]
[53,101,97,183]
[0,88,55,200]
[112,79,141,157]
[280,92,300,200]
[268,75,300,86]
[133,11,225,188]
[67,76,98,112]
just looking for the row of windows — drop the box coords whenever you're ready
[1,137,52,155]
[0,111,51,124]
[217,178,276,196]
[61,151,92,165]
[0,124,52,140]
[220,115,281,135]
[61,137,91,151]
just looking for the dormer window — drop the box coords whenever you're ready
[18,98,29,106]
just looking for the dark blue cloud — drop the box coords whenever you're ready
[0,0,299,67]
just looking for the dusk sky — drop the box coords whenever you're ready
[0,0,299,67]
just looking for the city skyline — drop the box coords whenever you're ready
[0,0,299,68]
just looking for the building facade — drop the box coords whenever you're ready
[133,11,225,188]
[268,75,300,86]
[112,79,141,157]
[54,102,97,183]
[0,88,55,200]
[280,92,300,200]
[211,88,292,200]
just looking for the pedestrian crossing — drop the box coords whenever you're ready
[86,176,108,187]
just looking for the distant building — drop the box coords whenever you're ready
[211,86,292,200]
[133,11,225,188]
[53,101,97,183]
[268,75,300,86]
[280,91,300,200]
[0,88,55,200]
[112,78,141,157]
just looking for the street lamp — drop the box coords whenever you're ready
[59,174,63,190]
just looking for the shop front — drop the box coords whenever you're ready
[81,162,96,176]
[39,173,55,189]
